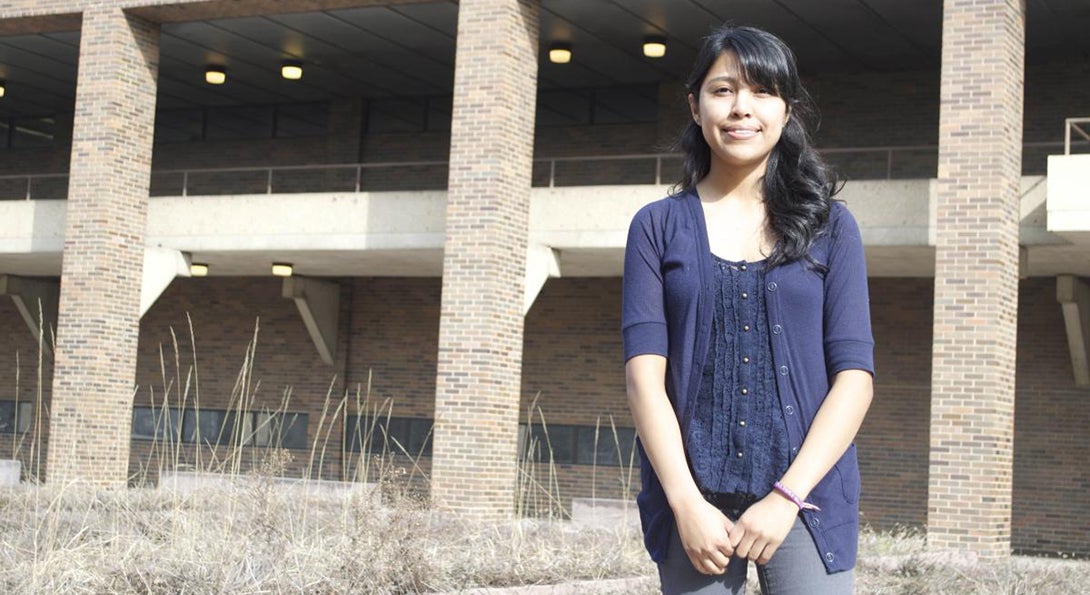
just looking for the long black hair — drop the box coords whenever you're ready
[675,25,839,269]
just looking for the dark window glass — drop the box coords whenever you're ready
[275,103,329,138]
[593,86,657,124]
[182,409,237,446]
[155,109,204,143]
[367,98,427,133]
[536,90,591,127]
[205,105,274,140]
[576,425,637,466]
[526,423,576,465]
[0,401,33,434]
[131,406,181,441]
[344,415,432,456]
[10,117,55,148]
[253,411,310,449]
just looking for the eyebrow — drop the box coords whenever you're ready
[704,75,741,86]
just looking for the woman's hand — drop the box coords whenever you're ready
[727,493,798,564]
[673,494,736,575]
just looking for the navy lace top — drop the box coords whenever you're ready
[687,253,791,497]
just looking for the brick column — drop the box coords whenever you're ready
[46,7,159,486]
[928,0,1024,558]
[431,0,538,519]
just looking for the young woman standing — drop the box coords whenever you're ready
[622,25,874,595]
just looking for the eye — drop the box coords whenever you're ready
[712,85,733,95]
[755,87,775,96]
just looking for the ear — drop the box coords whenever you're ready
[687,93,700,125]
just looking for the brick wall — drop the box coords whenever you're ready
[1012,277,1090,556]
[430,0,539,520]
[46,7,160,487]
[0,297,54,480]
[3,273,1090,553]
[928,0,1024,559]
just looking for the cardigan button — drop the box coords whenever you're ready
[767,281,778,291]
[825,552,835,563]
[742,356,750,364]
[743,325,751,332]
[740,264,747,271]
[741,292,748,299]
[779,365,789,375]
[772,324,782,335]
[785,405,794,415]
[740,388,748,395]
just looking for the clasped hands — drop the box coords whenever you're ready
[675,492,799,575]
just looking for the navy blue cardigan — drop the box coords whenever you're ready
[621,188,874,573]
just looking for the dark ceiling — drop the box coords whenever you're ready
[0,0,1086,118]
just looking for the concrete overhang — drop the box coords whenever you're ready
[1047,154,1090,241]
[1,175,1088,279]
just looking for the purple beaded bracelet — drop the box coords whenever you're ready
[773,481,821,512]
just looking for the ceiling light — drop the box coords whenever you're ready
[0,81,6,98]
[548,43,572,64]
[281,61,303,80]
[189,263,209,277]
[271,262,294,277]
[205,65,226,85]
[643,37,667,58]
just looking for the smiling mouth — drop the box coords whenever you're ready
[724,128,759,139]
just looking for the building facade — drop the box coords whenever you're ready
[1,0,1089,558]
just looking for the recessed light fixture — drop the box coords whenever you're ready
[205,65,226,85]
[643,36,667,59]
[271,262,294,277]
[281,60,303,80]
[0,80,6,98]
[189,263,209,277]
[548,42,572,64]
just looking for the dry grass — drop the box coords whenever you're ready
[0,472,653,594]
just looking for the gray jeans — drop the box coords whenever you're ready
[657,517,854,595]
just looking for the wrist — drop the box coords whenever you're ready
[772,481,821,512]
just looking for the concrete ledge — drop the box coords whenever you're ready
[0,459,21,486]
[570,497,640,531]
[158,470,375,497]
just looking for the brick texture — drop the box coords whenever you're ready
[430,0,539,520]
[928,0,1025,559]
[46,7,159,487]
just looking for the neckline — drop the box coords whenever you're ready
[711,252,766,269]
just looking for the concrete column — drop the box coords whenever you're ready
[432,0,538,519]
[46,7,159,486]
[928,0,1025,558]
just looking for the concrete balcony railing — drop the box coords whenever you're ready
[1046,118,1090,242]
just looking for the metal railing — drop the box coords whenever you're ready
[2,140,1085,201]
[1066,117,1090,155]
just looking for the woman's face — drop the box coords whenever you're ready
[688,51,789,174]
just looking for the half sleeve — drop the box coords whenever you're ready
[822,204,876,378]
[622,205,669,362]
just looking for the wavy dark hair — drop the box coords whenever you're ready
[675,25,840,269]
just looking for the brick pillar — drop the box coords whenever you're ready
[431,0,538,519]
[46,7,159,487]
[928,0,1024,558]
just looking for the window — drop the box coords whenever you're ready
[132,407,308,450]
[520,423,637,467]
[0,401,33,434]
[344,415,432,457]
[131,406,181,441]
[252,411,309,450]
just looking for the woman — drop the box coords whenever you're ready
[622,25,874,595]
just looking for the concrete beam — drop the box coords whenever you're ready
[524,244,560,315]
[1057,275,1090,386]
[140,248,190,318]
[0,274,59,354]
[281,276,340,366]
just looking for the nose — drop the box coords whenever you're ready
[730,89,752,118]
